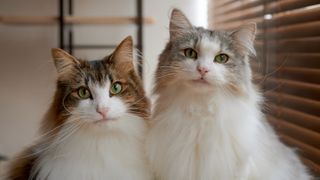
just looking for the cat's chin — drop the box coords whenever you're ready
[191,79,211,85]
[94,118,117,125]
[184,79,215,93]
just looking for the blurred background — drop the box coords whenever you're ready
[0,0,319,178]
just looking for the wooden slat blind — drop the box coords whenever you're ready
[209,0,320,177]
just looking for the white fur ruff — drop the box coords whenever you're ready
[146,87,311,180]
[33,115,152,180]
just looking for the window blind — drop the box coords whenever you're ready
[209,0,320,177]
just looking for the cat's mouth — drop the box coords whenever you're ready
[192,78,210,85]
[94,118,116,124]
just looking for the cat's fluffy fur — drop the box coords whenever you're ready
[7,37,152,180]
[146,9,311,180]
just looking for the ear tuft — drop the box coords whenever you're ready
[51,48,79,74]
[169,8,193,40]
[231,23,256,56]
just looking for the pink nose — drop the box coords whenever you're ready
[197,66,209,76]
[96,106,109,119]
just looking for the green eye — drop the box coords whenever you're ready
[77,87,91,99]
[110,82,122,95]
[184,48,197,59]
[214,54,229,64]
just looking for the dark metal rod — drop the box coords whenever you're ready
[136,0,143,78]
[68,0,73,14]
[68,0,74,54]
[68,31,73,54]
[0,154,8,161]
[58,0,64,49]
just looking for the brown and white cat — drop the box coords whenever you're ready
[7,36,152,180]
[146,9,311,180]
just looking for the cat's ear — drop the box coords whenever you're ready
[51,48,80,74]
[231,23,256,55]
[169,8,193,40]
[107,36,134,69]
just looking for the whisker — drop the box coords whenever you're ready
[16,119,83,160]
[156,72,178,78]
[34,118,80,142]
[29,121,84,179]
[255,55,288,85]
[130,96,147,106]
[157,66,192,72]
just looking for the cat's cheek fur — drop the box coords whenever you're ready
[75,99,100,120]
[178,60,198,80]
[205,64,228,85]
[104,97,128,119]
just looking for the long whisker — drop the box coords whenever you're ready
[17,119,83,160]
[156,72,178,79]
[29,121,84,180]
[33,118,79,142]
[130,96,147,106]
[257,56,288,85]
[49,121,83,148]
[157,66,192,72]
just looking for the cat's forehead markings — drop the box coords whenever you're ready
[88,81,111,98]
[199,36,220,54]
[87,74,111,88]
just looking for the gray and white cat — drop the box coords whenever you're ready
[146,9,311,180]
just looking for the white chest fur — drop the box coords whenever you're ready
[34,117,152,180]
[146,91,310,180]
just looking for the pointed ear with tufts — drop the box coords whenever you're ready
[231,23,257,56]
[106,36,134,70]
[169,8,193,40]
[51,48,80,75]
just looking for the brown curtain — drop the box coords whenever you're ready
[209,0,320,177]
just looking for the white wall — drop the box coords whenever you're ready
[0,0,207,170]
